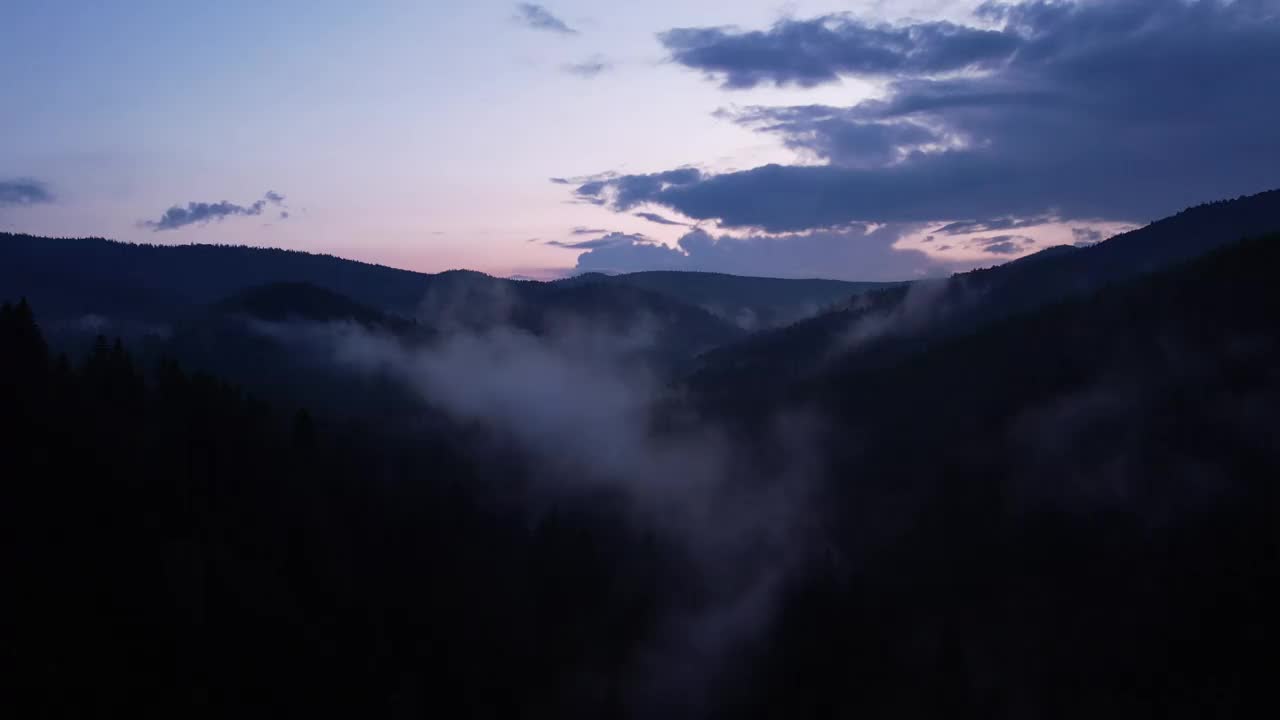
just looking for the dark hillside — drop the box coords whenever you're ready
[691,189,1280,401]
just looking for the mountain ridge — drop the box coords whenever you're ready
[689,188,1280,401]
[0,232,892,336]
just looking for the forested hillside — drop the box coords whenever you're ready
[5,225,1278,718]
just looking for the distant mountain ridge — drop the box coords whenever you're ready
[690,188,1280,399]
[8,187,1280,398]
[560,270,897,329]
[0,236,445,323]
[0,233,886,337]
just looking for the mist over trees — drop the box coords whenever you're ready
[4,191,1280,718]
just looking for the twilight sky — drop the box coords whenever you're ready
[3,0,1278,280]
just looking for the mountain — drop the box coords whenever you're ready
[214,282,418,330]
[0,234,747,372]
[0,233,882,341]
[1,297,655,718]
[5,192,1280,717]
[0,234,435,323]
[560,270,896,329]
[124,275,743,422]
[146,283,427,421]
[409,269,744,364]
[691,188,1280,402]
[730,231,1280,717]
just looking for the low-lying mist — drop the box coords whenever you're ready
[250,311,824,713]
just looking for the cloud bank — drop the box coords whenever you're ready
[568,0,1280,233]
[660,15,1019,89]
[568,225,948,281]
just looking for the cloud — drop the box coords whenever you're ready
[934,215,1054,236]
[564,57,611,77]
[514,3,577,35]
[141,191,287,231]
[571,226,611,235]
[659,15,1020,89]
[973,235,1033,255]
[1072,227,1104,246]
[634,211,690,227]
[571,167,702,209]
[545,232,653,250]
[570,1,1280,232]
[981,241,1020,255]
[725,105,946,168]
[0,178,54,207]
[572,225,951,280]
[571,235,689,271]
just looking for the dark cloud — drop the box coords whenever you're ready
[982,242,1021,255]
[1072,227,1104,246]
[934,215,1054,235]
[582,161,1026,232]
[634,211,689,226]
[573,167,702,210]
[571,226,611,235]
[0,178,54,207]
[573,225,950,280]
[141,191,287,231]
[572,1,1280,232]
[564,58,611,77]
[514,3,577,35]
[726,105,944,168]
[570,179,609,205]
[971,234,1035,255]
[546,232,653,250]
[659,16,1019,89]
[574,237,687,271]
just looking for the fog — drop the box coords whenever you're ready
[250,311,822,713]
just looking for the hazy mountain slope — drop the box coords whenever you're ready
[413,269,743,356]
[146,278,742,421]
[563,270,897,329]
[726,232,1280,717]
[817,231,1280,450]
[214,282,419,331]
[691,188,1280,399]
[152,283,430,421]
[0,235,747,366]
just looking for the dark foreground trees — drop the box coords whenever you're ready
[2,299,671,718]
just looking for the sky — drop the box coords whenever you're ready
[2,0,1278,280]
